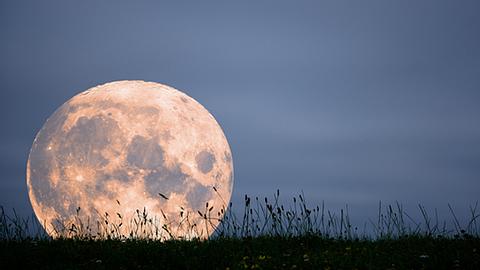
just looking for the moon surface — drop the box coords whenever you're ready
[26,81,233,239]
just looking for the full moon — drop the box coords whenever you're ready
[26,81,234,239]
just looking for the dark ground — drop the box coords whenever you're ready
[1,235,479,269]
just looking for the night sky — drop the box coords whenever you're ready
[1,1,479,223]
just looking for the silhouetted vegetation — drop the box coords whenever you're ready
[1,191,479,269]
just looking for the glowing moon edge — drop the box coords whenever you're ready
[26,80,234,240]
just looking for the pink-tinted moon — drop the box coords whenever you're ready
[26,81,234,239]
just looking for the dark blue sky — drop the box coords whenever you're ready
[1,1,479,222]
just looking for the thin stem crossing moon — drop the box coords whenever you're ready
[26,80,234,239]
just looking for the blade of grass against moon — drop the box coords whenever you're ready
[26,80,234,240]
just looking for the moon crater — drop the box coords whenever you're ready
[27,81,234,239]
[196,150,216,174]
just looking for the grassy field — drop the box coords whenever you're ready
[0,235,479,269]
[1,192,479,269]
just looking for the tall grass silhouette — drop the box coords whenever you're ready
[1,189,479,241]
